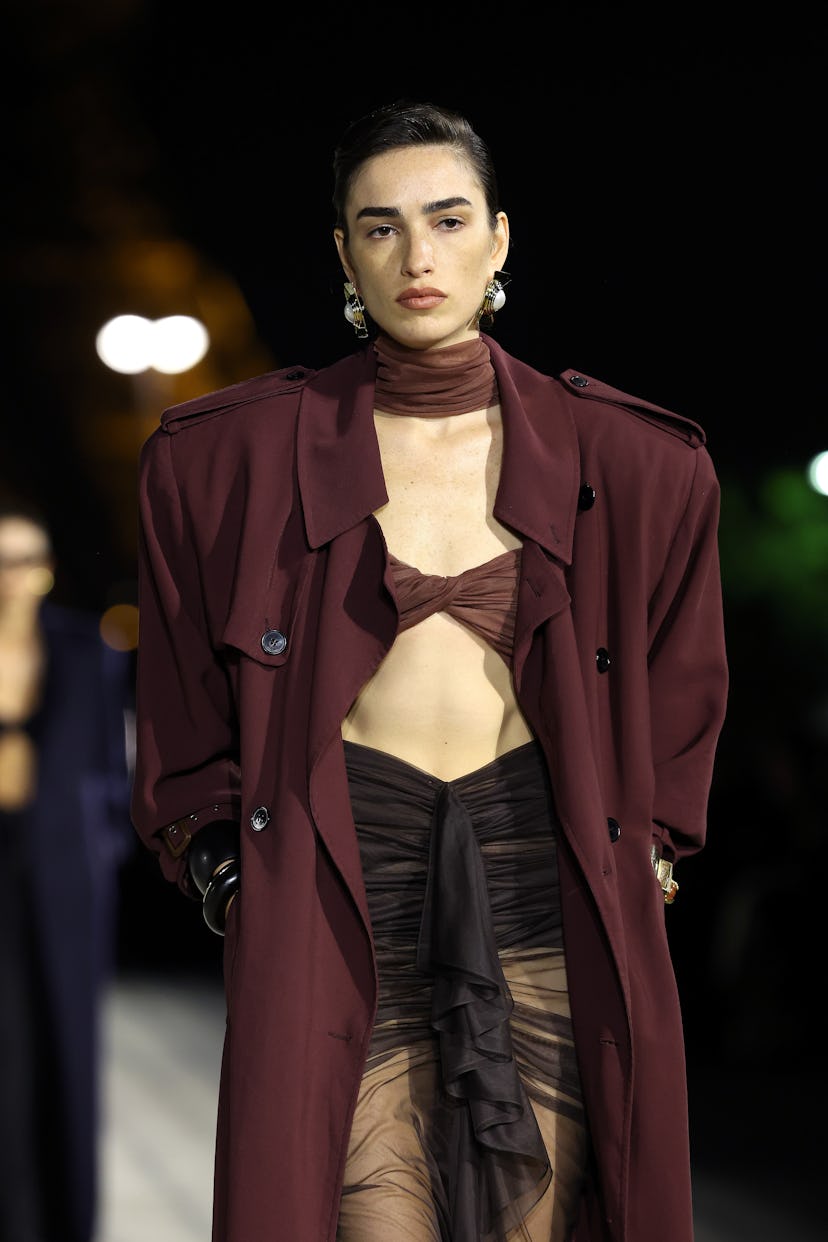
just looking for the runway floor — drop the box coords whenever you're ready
[93,972,822,1242]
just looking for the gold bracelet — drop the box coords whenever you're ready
[650,845,679,904]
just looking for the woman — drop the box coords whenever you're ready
[0,499,133,1242]
[131,100,728,1242]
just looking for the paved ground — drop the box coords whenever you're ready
[93,973,822,1242]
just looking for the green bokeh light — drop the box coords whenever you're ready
[718,470,828,650]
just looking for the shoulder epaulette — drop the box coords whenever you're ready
[559,368,706,447]
[161,365,315,432]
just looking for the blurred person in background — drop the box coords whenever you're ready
[0,495,133,1242]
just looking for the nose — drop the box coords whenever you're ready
[401,227,434,277]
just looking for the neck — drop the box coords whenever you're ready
[373,332,498,417]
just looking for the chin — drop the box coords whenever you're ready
[379,314,479,352]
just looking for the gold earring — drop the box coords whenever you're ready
[477,269,511,326]
[343,281,368,339]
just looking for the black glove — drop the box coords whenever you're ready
[187,820,240,936]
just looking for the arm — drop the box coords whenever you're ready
[646,446,729,869]
[130,429,241,898]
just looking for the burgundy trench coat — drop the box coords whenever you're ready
[131,334,728,1242]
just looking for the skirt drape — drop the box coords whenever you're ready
[338,739,587,1242]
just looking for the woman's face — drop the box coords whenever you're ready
[334,144,509,351]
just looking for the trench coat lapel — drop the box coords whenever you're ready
[294,333,586,693]
[295,351,396,930]
[485,336,582,674]
[305,522,398,933]
[296,336,582,562]
[297,348,387,549]
[294,337,589,940]
[487,342,630,1001]
[487,335,580,567]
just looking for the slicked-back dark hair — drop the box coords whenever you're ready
[332,99,501,238]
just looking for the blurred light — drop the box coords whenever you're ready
[96,315,154,374]
[27,566,55,596]
[100,603,139,652]
[151,315,210,373]
[806,451,828,497]
[96,314,209,375]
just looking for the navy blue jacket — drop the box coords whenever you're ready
[24,601,133,1241]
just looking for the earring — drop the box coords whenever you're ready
[477,269,511,326]
[343,281,369,339]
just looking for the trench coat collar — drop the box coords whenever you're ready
[297,334,580,564]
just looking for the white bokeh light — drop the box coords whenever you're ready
[151,315,210,374]
[95,315,154,374]
[806,451,828,497]
[96,313,209,375]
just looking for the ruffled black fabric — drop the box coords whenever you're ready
[344,739,567,1240]
[416,780,550,1240]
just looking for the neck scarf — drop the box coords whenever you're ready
[373,333,498,416]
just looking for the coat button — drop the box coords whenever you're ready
[570,374,589,388]
[250,806,270,832]
[261,628,287,656]
[578,483,596,511]
[285,369,305,380]
[607,817,621,843]
[596,647,611,673]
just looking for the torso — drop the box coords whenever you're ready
[341,404,534,780]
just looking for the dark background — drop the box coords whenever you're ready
[3,1,826,1231]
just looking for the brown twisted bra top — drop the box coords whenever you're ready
[373,331,518,662]
[387,547,521,664]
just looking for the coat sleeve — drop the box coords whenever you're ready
[130,429,241,893]
[646,445,729,863]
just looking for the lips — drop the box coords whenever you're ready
[396,287,446,310]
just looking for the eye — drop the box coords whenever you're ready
[367,224,398,238]
[438,216,464,230]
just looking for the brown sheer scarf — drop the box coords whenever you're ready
[373,333,498,416]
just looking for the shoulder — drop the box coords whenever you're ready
[159,363,317,435]
[138,347,373,502]
[486,336,707,450]
[156,345,376,435]
[557,368,707,449]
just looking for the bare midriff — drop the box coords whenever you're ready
[341,404,534,782]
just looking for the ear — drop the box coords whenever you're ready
[489,211,510,274]
[333,229,355,284]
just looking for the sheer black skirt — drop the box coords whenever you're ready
[338,740,587,1242]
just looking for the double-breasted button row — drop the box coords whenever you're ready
[261,628,287,656]
[574,481,610,675]
[250,806,270,832]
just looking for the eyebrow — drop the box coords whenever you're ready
[355,195,473,221]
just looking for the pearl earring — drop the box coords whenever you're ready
[478,270,511,326]
[343,281,368,339]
